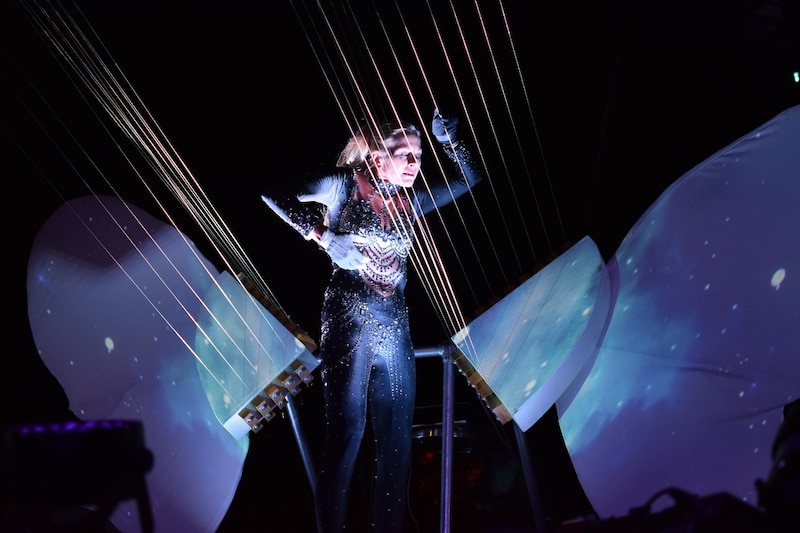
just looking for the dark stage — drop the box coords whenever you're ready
[2,1,799,531]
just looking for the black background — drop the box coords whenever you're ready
[2,1,798,531]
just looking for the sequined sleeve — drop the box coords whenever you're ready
[261,169,352,239]
[414,142,483,216]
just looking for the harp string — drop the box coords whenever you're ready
[470,0,563,255]
[492,0,567,245]
[15,0,570,407]
[290,1,561,375]
[15,0,303,395]
[289,1,574,387]
[291,1,485,341]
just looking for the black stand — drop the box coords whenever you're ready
[286,393,317,493]
[286,342,550,533]
[413,344,457,532]
[417,343,550,532]
[514,422,549,533]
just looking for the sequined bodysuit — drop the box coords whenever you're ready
[261,143,481,532]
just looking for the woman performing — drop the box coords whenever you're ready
[261,109,483,532]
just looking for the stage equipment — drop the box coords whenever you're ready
[558,489,766,531]
[2,419,154,532]
[410,420,493,532]
[194,270,319,440]
[757,398,800,529]
[450,235,612,432]
[558,104,800,518]
[26,195,318,532]
[368,236,608,532]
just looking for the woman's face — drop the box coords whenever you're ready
[374,133,422,187]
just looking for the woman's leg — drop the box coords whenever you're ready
[315,296,372,532]
[368,322,416,533]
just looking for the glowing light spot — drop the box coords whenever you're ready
[540,360,548,368]
[704,283,711,291]
[739,391,744,398]
[731,303,738,310]
[581,307,592,317]
[104,337,114,353]
[771,268,786,290]
[523,379,537,393]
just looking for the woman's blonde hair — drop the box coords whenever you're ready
[336,120,421,169]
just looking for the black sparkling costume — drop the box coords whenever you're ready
[261,142,481,532]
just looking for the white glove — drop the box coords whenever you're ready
[431,108,459,144]
[319,229,367,270]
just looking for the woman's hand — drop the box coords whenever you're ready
[431,108,459,144]
[319,229,368,270]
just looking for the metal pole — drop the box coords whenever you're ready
[414,344,454,533]
[440,344,455,533]
[514,422,548,533]
[286,393,316,493]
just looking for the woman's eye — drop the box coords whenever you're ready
[393,152,420,160]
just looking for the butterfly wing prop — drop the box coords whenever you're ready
[558,104,800,517]
[26,195,268,532]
